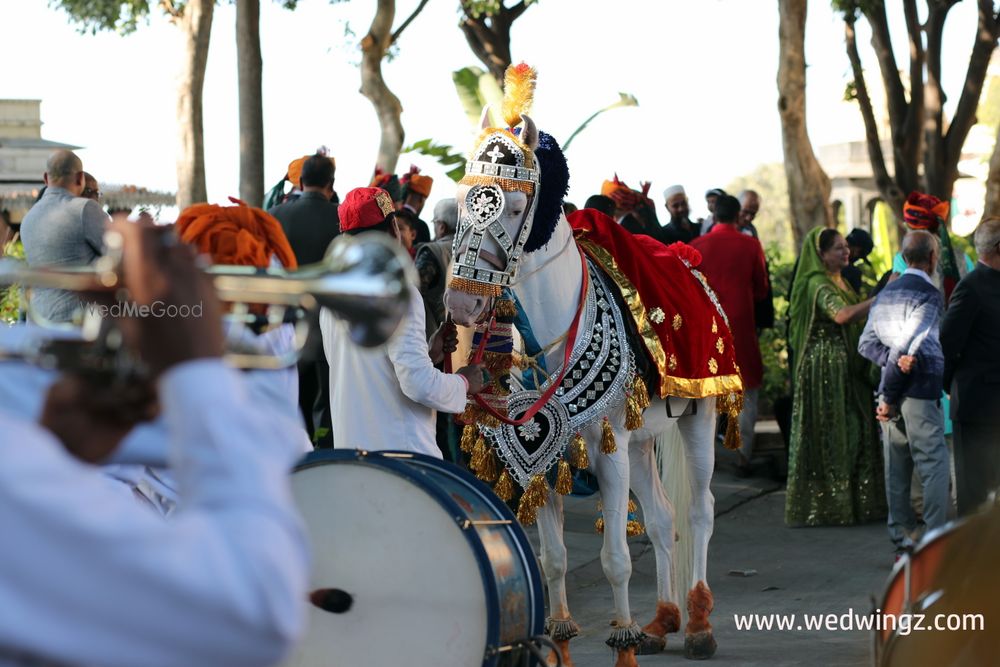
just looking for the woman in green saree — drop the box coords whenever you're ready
[786,227,886,526]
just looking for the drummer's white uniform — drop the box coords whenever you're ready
[0,360,309,667]
[320,279,466,457]
[0,323,311,516]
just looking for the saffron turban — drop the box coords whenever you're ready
[287,154,336,188]
[601,174,643,212]
[903,192,950,233]
[405,173,433,197]
[177,197,297,270]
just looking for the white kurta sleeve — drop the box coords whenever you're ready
[386,288,468,414]
[0,359,309,667]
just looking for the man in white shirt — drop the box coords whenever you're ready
[0,223,309,667]
[321,187,485,457]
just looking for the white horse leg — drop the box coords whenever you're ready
[536,490,577,667]
[591,418,643,667]
[675,396,718,659]
[628,428,682,652]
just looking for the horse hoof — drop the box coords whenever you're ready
[635,634,666,655]
[643,600,682,637]
[684,631,717,660]
[614,647,640,667]
[547,639,574,667]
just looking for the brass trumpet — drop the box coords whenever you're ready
[0,232,413,371]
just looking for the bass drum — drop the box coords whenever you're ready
[281,449,545,667]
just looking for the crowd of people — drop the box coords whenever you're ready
[1,143,999,664]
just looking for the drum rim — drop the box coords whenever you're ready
[401,452,547,644]
[872,516,968,665]
[293,449,542,666]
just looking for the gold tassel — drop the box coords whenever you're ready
[570,433,590,470]
[625,394,644,431]
[723,412,742,451]
[595,516,605,534]
[628,498,638,513]
[470,435,489,476]
[460,424,477,454]
[494,469,515,501]
[601,418,617,454]
[494,299,518,319]
[555,459,573,495]
[633,376,651,409]
[627,519,646,537]
[480,448,499,483]
[516,474,549,525]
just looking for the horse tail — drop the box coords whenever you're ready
[657,423,692,626]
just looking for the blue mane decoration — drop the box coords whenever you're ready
[519,129,570,253]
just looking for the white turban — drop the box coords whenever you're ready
[663,185,686,202]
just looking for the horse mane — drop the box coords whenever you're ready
[523,130,570,253]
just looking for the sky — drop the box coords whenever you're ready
[0,0,987,222]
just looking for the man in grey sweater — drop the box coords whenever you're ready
[20,150,108,322]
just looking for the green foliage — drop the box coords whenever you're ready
[562,93,639,152]
[401,139,467,182]
[51,0,157,34]
[462,0,536,19]
[843,80,859,102]
[978,75,1000,131]
[758,244,795,408]
[726,163,796,258]
[1,241,25,325]
[452,66,504,127]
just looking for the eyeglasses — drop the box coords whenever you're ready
[82,188,102,201]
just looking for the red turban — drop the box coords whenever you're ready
[903,192,950,232]
[177,197,297,270]
[339,187,396,233]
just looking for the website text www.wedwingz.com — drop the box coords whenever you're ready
[734,609,985,635]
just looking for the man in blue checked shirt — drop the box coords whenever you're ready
[858,230,950,559]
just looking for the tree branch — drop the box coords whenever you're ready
[507,0,529,21]
[863,3,908,137]
[390,0,430,45]
[945,0,1000,170]
[158,0,182,20]
[846,16,901,212]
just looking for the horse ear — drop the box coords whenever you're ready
[520,114,539,151]
[480,106,492,130]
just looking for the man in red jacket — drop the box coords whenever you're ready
[691,194,770,473]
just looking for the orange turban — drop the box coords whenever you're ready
[407,173,433,197]
[287,154,336,187]
[177,198,298,270]
[903,191,950,232]
[600,174,643,212]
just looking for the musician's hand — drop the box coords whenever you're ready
[39,373,159,464]
[114,221,224,377]
[457,363,488,395]
[428,320,459,364]
[876,401,897,422]
[897,355,916,374]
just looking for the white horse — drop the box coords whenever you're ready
[445,115,724,667]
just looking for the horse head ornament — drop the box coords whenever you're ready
[446,63,569,326]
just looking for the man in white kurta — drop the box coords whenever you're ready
[0,224,310,667]
[321,187,483,457]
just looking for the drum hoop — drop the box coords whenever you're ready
[293,449,543,666]
[872,516,968,666]
[402,452,547,646]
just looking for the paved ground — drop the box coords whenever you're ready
[524,432,895,667]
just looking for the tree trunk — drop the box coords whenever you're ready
[236,0,264,206]
[175,0,213,209]
[776,0,832,248]
[987,123,1000,219]
[360,0,404,174]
